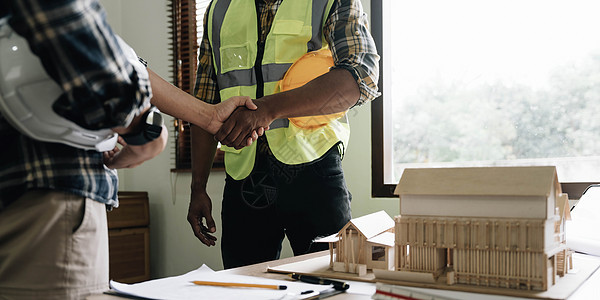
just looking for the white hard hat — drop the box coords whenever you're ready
[0,18,147,151]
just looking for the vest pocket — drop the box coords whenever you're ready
[220,42,252,74]
[272,20,304,35]
[271,20,307,63]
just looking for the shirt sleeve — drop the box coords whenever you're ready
[193,2,221,105]
[7,0,151,130]
[324,0,381,106]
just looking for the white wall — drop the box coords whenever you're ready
[100,0,398,279]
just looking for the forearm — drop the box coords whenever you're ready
[188,126,219,246]
[325,0,380,105]
[190,125,219,190]
[257,68,359,120]
[148,69,214,130]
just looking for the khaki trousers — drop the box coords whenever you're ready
[0,190,109,300]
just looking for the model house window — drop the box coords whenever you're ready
[372,0,600,196]
[372,246,386,261]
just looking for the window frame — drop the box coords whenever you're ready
[370,0,394,197]
[170,0,224,172]
[369,0,595,199]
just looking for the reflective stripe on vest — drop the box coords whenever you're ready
[208,0,349,180]
[214,64,294,91]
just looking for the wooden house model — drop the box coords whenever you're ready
[315,210,395,276]
[388,166,572,291]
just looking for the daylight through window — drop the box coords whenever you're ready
[378,0,600,185]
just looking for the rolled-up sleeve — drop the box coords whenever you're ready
[325,0,381,106]
[7,0,151,130]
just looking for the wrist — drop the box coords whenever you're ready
[255,97,278,122]
[196,102,215,132]
[125,127,167,158]
[190,180,208,192]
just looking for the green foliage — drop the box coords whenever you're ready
[393,51,600,168]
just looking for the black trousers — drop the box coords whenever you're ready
[220,144,352,269]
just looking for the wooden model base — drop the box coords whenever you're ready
[267,252,599,300]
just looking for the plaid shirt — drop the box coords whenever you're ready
[0,0,152,210]
[193,0,380,105]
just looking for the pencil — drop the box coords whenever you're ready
[191,280,287,290]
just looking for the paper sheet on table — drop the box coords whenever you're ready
[567,185,600,256]
[109,264,332,300]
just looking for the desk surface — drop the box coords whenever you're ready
[88,251,600,300]
[87,251,368,300]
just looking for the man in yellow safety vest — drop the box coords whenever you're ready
[188,0,380,269]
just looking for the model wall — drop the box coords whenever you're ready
[395,216,547,251]
[400,195,548,219]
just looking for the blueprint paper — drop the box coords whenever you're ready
[109,264,332,300]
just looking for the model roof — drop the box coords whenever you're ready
[314,233,339,243]
[340,210,394,240]
[394,166,560,197]
[367,231,395,247]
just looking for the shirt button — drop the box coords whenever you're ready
[355,30,360,36]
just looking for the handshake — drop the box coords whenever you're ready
[103,70,273,169]
[206,96,272,150]
[103,95,272,169]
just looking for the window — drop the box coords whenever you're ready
[169,0,222,171]
[372,0,600,197]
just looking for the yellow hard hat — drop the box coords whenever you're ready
[278,48,346,130]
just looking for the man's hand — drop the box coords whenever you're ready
[103,127,168,169]
[206,96,255,133]
[147,70,263,147]
[215,100,274,149]
[207,96,265,148]
[187,188,217,246]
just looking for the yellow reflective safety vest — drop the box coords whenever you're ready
[208,0,350,180]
